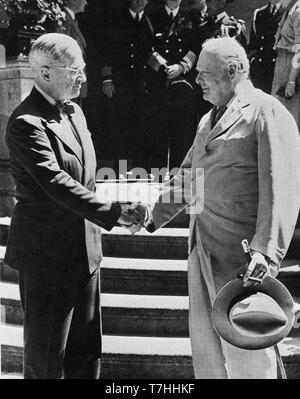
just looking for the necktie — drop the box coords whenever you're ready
[169,11,174,22]
[57,102,81,144]
[211,105,227,128]
[135,13,140,23]
[57,101,75,116]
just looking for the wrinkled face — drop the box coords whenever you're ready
[196,50,233,106]
[129,0,148,12]
[44,48,86,102]
[206,0,226,16]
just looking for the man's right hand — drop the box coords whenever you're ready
[102,81,115,98]
[118,203,148,234]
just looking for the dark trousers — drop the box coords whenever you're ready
[19,264,101,379]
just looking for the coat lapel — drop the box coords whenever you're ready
[204,81,252,145]
[29,88,84,166]
[46,117,83,166]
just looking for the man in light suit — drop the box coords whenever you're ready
[5,33,144,379]
[142,37,300,378]
[57,0,88,105]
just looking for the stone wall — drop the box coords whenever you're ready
[0,61,33,216]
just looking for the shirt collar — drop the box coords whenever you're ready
[165,5,180,17]
[65,6,75,20]
[129,9,144,20]
[35,84,57,106]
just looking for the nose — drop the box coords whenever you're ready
[77,67,86,83]
[195,72,202,85]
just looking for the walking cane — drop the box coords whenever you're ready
[241,239,288,379]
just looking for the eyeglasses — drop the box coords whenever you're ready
[45,64,86,74]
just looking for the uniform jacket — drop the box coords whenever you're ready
[198,11,248,50]
[148,81,300,271]
[249,3,284,73]
[101,8,154,92]
[5,88,121,272]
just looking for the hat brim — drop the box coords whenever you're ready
[212,276,294,350]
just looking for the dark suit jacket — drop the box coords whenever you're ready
[58,8,88,98]
[5,88,121,273]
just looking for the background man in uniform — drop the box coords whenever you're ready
[199,0,248,48]
[100,0,154,174]
[142,37,300,378]
[248,0,283,93]
[147,0,198,173]
[5,33,144,379]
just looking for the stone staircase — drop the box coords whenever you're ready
[1,217,300,379]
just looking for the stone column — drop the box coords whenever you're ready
[0,60,33,216]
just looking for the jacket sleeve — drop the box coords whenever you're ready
[250,99,300,267]
[6,117,121,231]
[147,143,195,232]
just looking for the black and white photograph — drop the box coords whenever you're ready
[0,0,300,384]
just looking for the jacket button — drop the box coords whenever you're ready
[178,38,182,42]
[130,65,134,69]
[179,48,182,52]
[166,49,169,53]
[259,58,262,62]
[260,47,263,50]
[273,58,276,62]
[261,35,264,39]
[131,54,134,58]
[166,39,169,43]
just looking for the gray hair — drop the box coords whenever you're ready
[29,33,81,73]
[202,37,250,77]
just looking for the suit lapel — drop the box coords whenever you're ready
[46,117,83,166]
[28,88,84,166]
[204,81,252,145]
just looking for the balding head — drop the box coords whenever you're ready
[200,37,249,76]
[195,37,249,106]
[29,33,82,74]
[29,33,86,102]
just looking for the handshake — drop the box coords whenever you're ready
[117,202,151,234]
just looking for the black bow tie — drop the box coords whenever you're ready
[56,101,75,116]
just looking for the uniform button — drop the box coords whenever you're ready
[166,39,169,43]
[178,38,182,42]
[144,65,147,69]
[131,54,134,58]
[165,49,169,53]
[260,47,263,50]
[130,43,134,47]
[273,58,276,62]
[179,48,182,53]
[261,35,264,39]
[259,58,262,62]
[130,65,134,69]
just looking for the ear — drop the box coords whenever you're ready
[227,61,239,80]
[40,66,51,83]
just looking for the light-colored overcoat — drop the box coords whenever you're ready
[149,80,300,378]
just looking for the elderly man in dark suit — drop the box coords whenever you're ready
[5,33,144,379]
[57,0,88,106]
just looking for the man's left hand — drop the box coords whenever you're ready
[243,252,271,287]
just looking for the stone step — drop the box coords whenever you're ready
[1,248,300,295]
[2,282,300,339]
[1,324,300,379]
[0,282,189,337]
[1,218,300,260]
